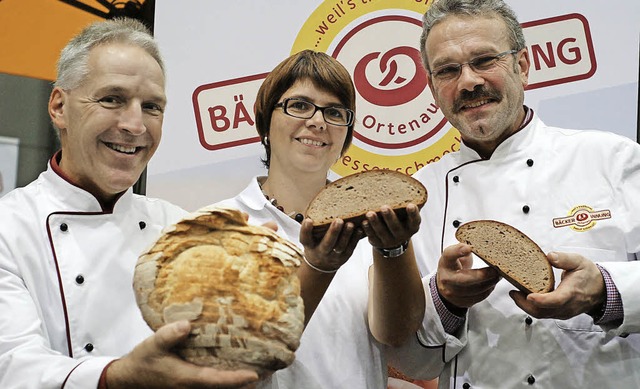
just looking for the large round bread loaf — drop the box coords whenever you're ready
[455,220,555,294]
[133,206,305,375]
[305,170,427,236]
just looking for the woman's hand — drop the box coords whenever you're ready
[299,218,365,272]
[361,204,421,250]
[296,218,366,323]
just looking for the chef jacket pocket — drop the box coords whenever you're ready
[554,246,617,332]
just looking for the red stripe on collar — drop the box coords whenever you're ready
[519,106,534,131]
[49,150,123,213]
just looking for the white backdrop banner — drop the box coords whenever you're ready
[0,136,19,198]
[150,0,639,211]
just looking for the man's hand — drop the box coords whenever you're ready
[106,320,259,388]
[436,243,501,310]
[510,252,605,320]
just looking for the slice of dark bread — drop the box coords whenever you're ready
[455,220,554,294]
[305,170,427,237]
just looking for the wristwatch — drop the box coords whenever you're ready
[375,240,409,258]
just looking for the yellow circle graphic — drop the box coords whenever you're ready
[293,1,433,52]
[292,0,458,176]
[569,205,596,232]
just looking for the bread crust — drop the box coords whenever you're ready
[133,206,305,375]
[305,170,428,237]
[455,220,555,294]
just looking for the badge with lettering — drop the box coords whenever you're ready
[552,205,611,232]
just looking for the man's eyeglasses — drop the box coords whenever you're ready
[429,49,519,83]
[274,97,354,127]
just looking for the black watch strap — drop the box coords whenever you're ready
[375,241,409,258]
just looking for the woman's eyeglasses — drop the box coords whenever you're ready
[274,97,354,126]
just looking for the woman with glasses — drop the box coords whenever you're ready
[213,49,424,388]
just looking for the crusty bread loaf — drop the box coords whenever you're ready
[455,220,554,294]
[133,206,305,375]
[305,170,427,235]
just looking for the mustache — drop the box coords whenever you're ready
[454,87,501,112]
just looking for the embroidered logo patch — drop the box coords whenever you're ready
[552,205,611,232]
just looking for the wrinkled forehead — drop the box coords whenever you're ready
[425,14,510,61]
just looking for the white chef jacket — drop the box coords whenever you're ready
[216,177,389,389]
[0,161,187,388]
[391,112,640,388]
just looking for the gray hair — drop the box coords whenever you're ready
[419,0,526,72]
[54,17,164,90]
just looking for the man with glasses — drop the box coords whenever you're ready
[371,0,640,387]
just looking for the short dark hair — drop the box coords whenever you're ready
[254,50,356,169]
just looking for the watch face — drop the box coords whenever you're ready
[379,241,409,258]
[386,247,402,256]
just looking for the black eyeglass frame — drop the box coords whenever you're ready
[429,49,520,82]
[274,97,354,127]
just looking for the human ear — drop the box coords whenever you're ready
[48,87,67,130]
[517,49,531,88]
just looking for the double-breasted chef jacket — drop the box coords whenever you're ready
[390,112,640,388]
[0,158,186,388]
